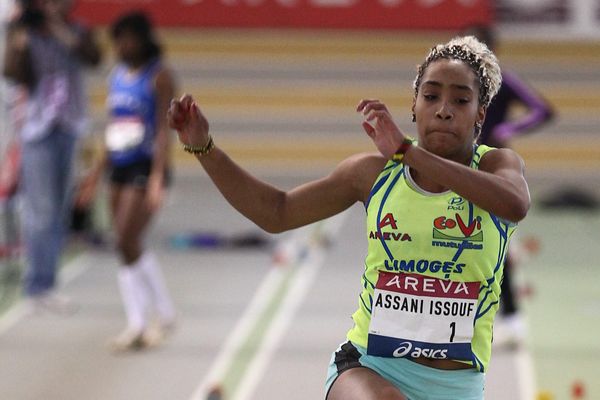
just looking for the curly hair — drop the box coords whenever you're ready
[413,36,502,108]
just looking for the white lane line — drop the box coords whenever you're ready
[0,253,91,335]
[0,301,29,336]
[234,227,332,400]
[189,211,347,400]
[516,346,537,400]
[188,266,287,399]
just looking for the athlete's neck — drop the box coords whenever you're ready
[408,167,448,194]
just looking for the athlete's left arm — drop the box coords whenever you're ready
[148,67,176,210]
[405,147,531,223]
[476,148,531,221]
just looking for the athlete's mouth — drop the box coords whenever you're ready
[428,129,456,136]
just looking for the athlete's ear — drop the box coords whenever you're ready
[478,105,486,125]
[474,106,486,140]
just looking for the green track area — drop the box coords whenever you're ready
[0,260,20,315]
[518,206,600,400]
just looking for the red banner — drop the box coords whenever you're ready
[72,0,490,30]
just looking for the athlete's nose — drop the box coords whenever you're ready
[435,103,453,120]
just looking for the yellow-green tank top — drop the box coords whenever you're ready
[346,144,516,372]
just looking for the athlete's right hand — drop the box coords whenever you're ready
[168,94,210,148]
[357,99,406,160]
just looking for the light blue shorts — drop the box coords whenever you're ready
[325,341,485,400]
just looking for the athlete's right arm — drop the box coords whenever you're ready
[168,94,385,233]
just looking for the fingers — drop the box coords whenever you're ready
[357,99,393,129]
[168,94,211,143]
[356,99,388,114]
[167,101,184,130]
[168,94,195,130]
[365,109,393,123]
[362,121,376,138]
[356,99,378,112]
[180,94,194,111]
[358,99,406,151]
[358,99,385,139]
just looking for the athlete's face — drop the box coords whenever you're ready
[113,31,143,67]
[413,58,485,161]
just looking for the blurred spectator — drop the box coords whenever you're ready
[2,0,101,313]
[77,11,177,351]
[462,23,555,346]
[462,24,554,149]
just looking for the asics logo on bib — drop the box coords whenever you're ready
[392,341,448,359]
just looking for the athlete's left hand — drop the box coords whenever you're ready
[357,99,406,159]
[146,174,164,211]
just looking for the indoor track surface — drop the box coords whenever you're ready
[1,29,599,400]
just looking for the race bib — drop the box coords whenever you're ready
[105,118,145,152]
[368,271,480,361]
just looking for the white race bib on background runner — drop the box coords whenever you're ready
[368,271,479,361]
[105,117,145,152]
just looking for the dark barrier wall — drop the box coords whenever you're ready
[72,0,490,30]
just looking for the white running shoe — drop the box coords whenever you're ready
[143,318,177,346]
[26,292,79,316]
[109,328,151,353]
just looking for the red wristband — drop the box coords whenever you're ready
[391,137,414,163]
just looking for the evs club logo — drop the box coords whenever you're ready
[432,213,484,250]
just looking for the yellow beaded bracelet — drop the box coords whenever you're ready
[181,135,215,156]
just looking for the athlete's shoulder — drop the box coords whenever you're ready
[337,152,388,177]
[479,146,525,172]
[108,64,127,82]
[154,65,176,93]
[333,152,389,203]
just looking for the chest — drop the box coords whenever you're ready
[107,70,155,115]
[365,171,508,275]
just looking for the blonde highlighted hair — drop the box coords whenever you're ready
[413,36,502,108]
